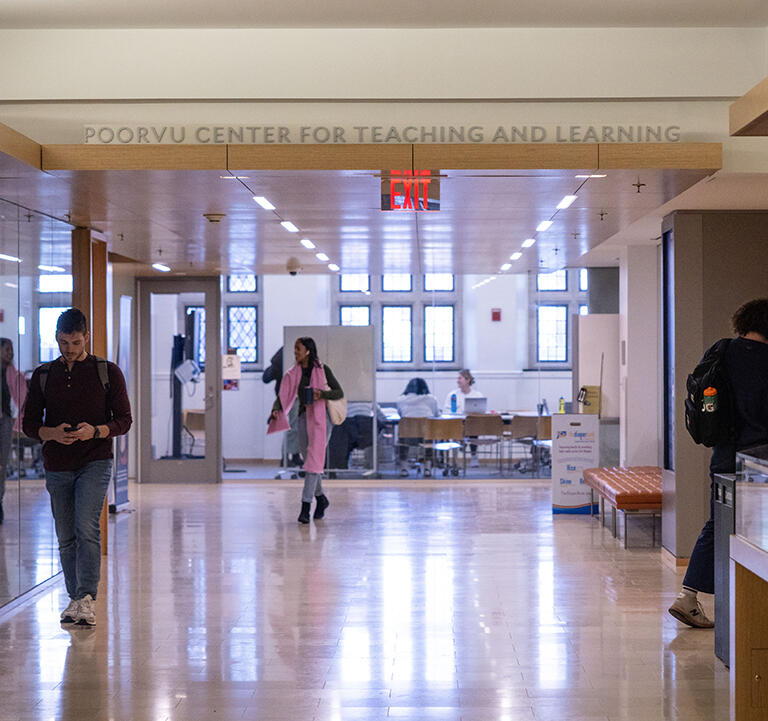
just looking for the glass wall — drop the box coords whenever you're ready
[0,200,72,607]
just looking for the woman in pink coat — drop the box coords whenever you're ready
[0,338,27,524]
[268,337,343,523]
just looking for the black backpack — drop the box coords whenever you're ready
[684,338,736,447]
[38,356,113,422]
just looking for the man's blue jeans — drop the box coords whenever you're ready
[45,459,112,600]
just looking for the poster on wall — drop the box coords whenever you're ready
[110,295,132,512]
[551,414,599,514]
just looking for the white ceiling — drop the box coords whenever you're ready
[1,0,767,29]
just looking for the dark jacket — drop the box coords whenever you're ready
[22,355,132,472]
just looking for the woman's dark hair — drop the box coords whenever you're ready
[296,337,321,368]
[732,299,768,339]
[404,378,430,396]
[459,369,475,386]
[0,338,11,349]
[56,308,88,336]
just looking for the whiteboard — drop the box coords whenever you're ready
[283,326,375,401]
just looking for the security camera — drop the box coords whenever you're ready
[286,257,301,276]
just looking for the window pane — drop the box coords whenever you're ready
[382,273,412,292]
[340,306,370,326]
[424,273,454,292]
[228,305,257,363]
[425,305,454,362]
[537,270,567,291]
[382,306,412,362]
[39,307,68,362]
[537,305,567,362]
[227,274,257,293]
[186,306,206,368]
[38,274,73,293]
[340,274,370,292]
[579,304,589,316]
[579,268,589,292]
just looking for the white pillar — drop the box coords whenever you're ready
[619,245,661,466]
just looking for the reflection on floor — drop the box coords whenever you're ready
[0,477,60,606]
[0,479,727,721]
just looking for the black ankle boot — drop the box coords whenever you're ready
[313,494,329,519]
[298,502,311,524]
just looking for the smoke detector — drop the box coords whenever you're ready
[203,213,226,223]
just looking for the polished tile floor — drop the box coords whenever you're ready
[0,479,728,721]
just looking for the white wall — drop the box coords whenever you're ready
[463,274,528,372]
[0,28,764,100]
[619,245,661,466]
[576,314,620,419]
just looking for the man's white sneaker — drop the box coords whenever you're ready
[668,592,714,628]
[60,598,79,624]
[75,594,96,626]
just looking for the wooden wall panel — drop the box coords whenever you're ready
[228,143,412,170]
[598,142,722,169]
[44,144,227,171]
[413,143,598,169]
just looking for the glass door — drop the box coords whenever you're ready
[138,278,221,483]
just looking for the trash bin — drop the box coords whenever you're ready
[713,473,736,667]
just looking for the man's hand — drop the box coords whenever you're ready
[70,422,97,441]
[40,422,79,445]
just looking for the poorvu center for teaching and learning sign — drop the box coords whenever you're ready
[82,124,682,145]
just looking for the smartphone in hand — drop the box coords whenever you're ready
[64,425,78,433]
[303,387,314,405]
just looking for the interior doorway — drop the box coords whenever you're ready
[138,277,222,483]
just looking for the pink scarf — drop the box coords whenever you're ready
[267,362,327,474]
[6,364,27,433]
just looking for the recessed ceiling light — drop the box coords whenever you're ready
[328,263,340,272]
[575,174,607,179]
[253,196,276,210]
[0,253,21,263]
[152,263,171,272]
[300,238,316,249]
[510,252,523,261]
[556,195,578,210]
[536,221,553,232]
[316,252,329,262]
[281,221,299,233]
[521,238,536,248]
[38,264,66,272]
[500,263,512,271]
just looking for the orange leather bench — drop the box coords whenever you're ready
[582,466,662,548]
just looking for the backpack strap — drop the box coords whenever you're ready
[38,361,54,397]
[92,356,113,422]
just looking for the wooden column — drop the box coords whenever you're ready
[71,228,110,556]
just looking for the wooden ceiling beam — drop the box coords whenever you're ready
[730,76,768,136]
[0,122,42,170]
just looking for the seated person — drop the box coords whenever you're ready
[443,369,484,467]
[396,378,439,477]
[443,369,484,414]
[397,378,439,418]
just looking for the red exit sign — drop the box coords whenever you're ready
[382,169,440,212]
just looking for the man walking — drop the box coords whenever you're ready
[668,298,768,627]
[22,308,132,626]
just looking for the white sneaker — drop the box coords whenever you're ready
[470,455,480,468]
[75,594,96,626]
[60,598,79,624]
[668,592,714,628]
